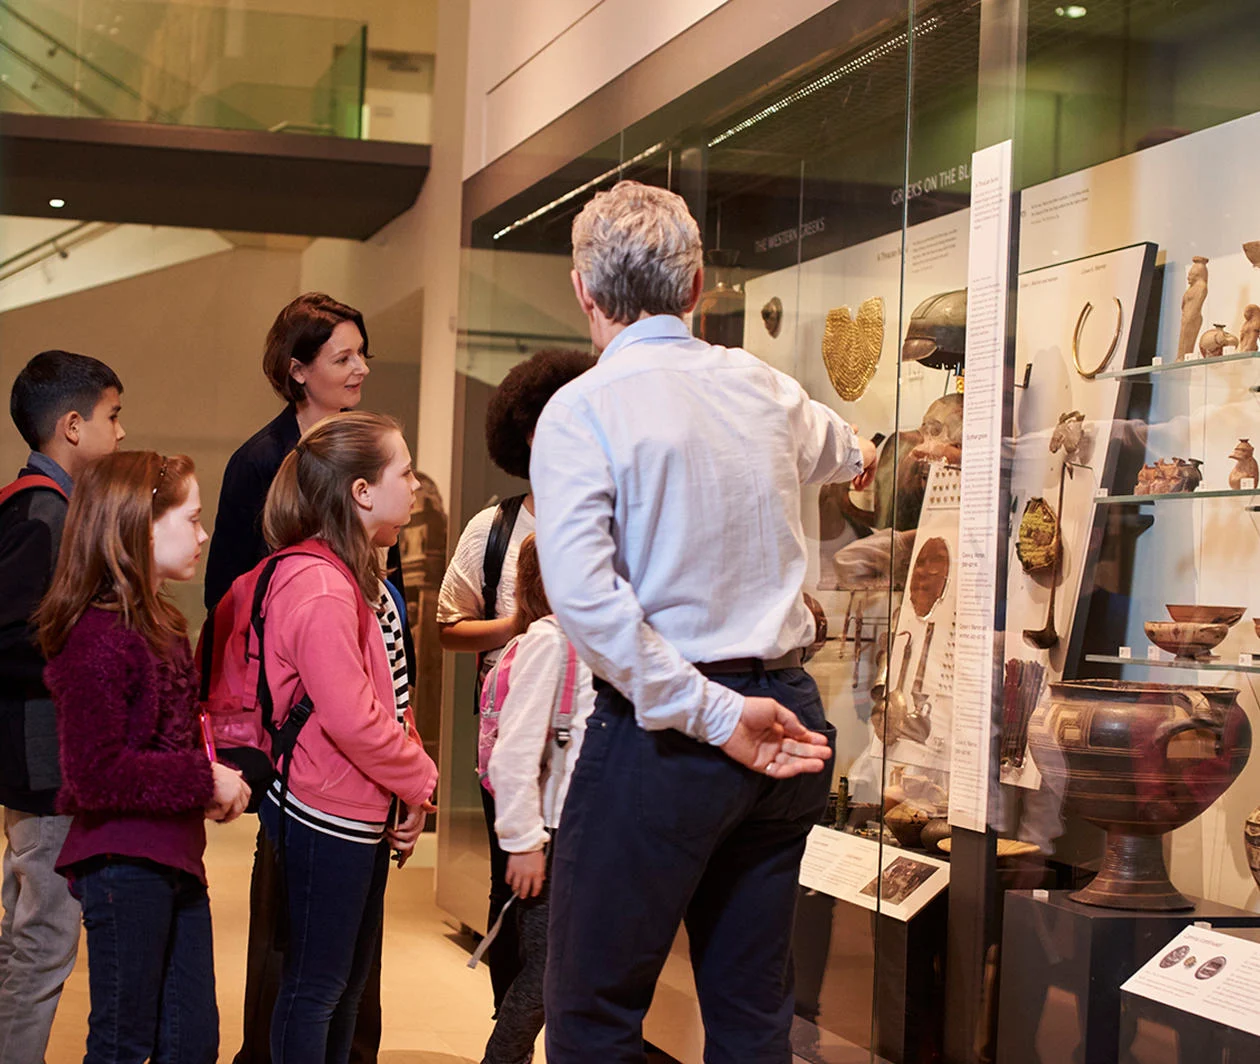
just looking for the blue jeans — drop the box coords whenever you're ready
[260,801,389,1064]
[75,858,217,1064]
[544,668,834,1064]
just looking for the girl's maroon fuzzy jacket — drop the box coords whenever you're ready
[46,607,214,817]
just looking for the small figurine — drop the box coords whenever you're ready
[1135,457,1204,495]
[1178,256,1209,360]
[1199,323,1239,359]
[1230,439,1258,490]
[1240,305,1260,353]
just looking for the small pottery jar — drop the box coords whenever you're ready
[1246,807,1260,892]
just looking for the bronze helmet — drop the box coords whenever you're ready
[901,289,967,370]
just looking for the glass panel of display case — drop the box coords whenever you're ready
[994,2,1260,1061]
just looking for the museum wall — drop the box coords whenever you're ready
[461,0,846,178]
[0,220,237,315]
[0,246,302,624]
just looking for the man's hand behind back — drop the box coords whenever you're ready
[720,696,832,778]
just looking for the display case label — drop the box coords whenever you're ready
[799,826,950,922]
[951,139,1013,833]
[1123,925,1260,1037]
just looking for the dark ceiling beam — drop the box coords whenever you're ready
[0,112,430,240]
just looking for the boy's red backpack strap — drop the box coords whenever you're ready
[0,474,67,509]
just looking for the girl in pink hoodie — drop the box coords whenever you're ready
[255,411,437,1064]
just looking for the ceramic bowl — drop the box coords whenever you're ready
[1165,605,1246,627]
[885,801,934,848]
[1145,620,1230,661]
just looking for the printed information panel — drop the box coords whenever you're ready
[950,139,1013,832]
[1122,925,1260,1037]
[799,826,949,922]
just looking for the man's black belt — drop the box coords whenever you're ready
[693,649,803,676]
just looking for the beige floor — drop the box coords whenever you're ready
[46,818,505,1064]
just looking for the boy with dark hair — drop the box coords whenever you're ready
[0,349,124,1063]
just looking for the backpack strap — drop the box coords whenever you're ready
[481,640,519,716]
[0,474,67,509]
[553,641,578,748]
[475,493,526,696]
[480,494,526,621]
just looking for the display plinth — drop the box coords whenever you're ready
[1119,991,1260,1063]
[996,890,1260,1064]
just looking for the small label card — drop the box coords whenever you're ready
[1151,356,1164,366]
[1241,653,1255,668]
[1242,478,1257,491]
[1119,646,1132,659]
[799,827,949,923]
[1123,926,1260,1037]
[1147,645,1162,661]
[1095,487,1109,499]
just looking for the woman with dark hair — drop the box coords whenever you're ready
[206,293,403,1064]
[204,292,371,611]
[437,347,595,1013]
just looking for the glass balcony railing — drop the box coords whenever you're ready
[0,0,367,138]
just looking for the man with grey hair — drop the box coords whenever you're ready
[530,180,875,1062]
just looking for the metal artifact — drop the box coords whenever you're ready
[1072,299,1123,378]
[822,297,884,401]
[901,289,967,370]
[761,296,783,338]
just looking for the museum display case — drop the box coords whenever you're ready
[441,1,1260,1061]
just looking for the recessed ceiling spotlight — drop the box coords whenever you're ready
[48,198,66,209]
[1055,5,1087,17]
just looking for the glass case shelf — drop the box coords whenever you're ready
[1096,350,1260,380]
[1085,653,1260,675]
[1094,488,1260,505]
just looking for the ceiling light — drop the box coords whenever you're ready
[1055,5,1087,17]
[708,16,942,149]
[48,198,66,209]
[492,141,666,241]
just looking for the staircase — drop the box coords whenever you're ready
[0,0,364,137]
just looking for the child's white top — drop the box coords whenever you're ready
[488,615,596,853]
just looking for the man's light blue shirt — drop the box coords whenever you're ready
[530,314,863,746]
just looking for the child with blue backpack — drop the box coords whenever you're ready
[477,533,595,1064]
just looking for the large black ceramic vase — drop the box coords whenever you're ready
[1027,680,1251,911]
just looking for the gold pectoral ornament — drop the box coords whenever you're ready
[1072,297,1123,379]
[822,297,884,401]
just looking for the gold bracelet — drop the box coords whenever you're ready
[1072,297,1123,379]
